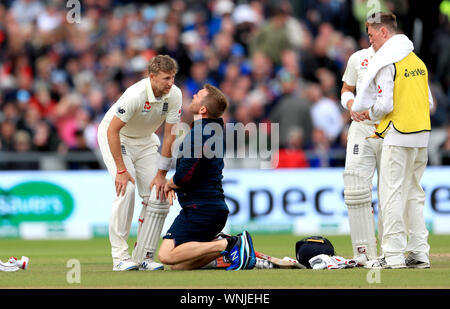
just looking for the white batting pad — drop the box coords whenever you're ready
[132,188,170,264]
[343,170,377,260]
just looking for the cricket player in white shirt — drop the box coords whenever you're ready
[341,44,381,263]
[351,13,432,269]
[97,55,182,271]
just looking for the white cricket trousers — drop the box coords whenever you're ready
[379,145,430,265]
[345,121,383,189]
[97,124,160,265]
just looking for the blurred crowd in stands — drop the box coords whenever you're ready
[0,0,449,170]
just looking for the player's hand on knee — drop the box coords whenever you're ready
[115,172,135,197]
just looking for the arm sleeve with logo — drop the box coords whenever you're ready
[369,64,395,121]
[114,90,140,123]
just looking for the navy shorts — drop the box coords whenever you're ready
[163,201,229,247]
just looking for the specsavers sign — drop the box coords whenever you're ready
[222,168,450,235]
[0,181,74,225]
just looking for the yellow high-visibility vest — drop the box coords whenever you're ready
[375,52,431,138]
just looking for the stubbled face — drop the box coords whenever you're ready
[367,25,386,52]
[189,88,208,115]
[150,71,175,96]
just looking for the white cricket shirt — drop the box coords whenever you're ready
[342,46,378,125]
[100,78,182,139]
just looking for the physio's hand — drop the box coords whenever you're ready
[166,189,176,206]
[115,171,135,197]
[163,182,171,198]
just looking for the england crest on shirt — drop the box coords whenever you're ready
[161,101,169,115]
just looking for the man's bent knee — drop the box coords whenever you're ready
[158,251,173,265]
[158,239,175,265]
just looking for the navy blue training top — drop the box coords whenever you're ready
[173,117,226,208]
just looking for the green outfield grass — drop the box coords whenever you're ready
[0,235,449,289]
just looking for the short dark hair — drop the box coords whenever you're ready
[201,84,228,119]
[147,55,178,75]
[365,12,397,33]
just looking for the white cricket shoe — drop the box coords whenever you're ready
[365,256,406,269]
[0,256,29,272]
[0,258,19,272]
[112,258,139,271]
[139,259,164,271]
[16,256,29,270]
[405,254,430,269]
